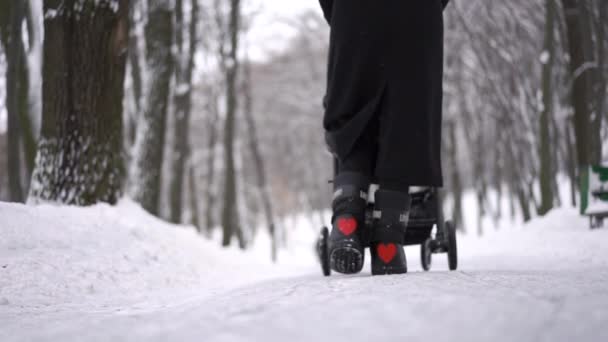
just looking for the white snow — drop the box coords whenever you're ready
[539,51,550,64]
[1,197,608,341]
[586,201,608,215]
[174,83,191,96]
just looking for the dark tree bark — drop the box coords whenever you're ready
[560,0,594,213]
[221,0,243,248]
[29,0,129,205]
[476,186,486,236]
[0,1,32,202]
[169,0,198,224]
[0,1,23,202]
[21,1,38,179]
[595,0,606,158]
[447,120,463,230]
[550,109,562,208]
[129,0,174,215]
[580,2,601,166]
[506,139,532,223]
[21,2,42,182]
[188,162,201,230]
[538,0,556,216]
[566,117,578,206]
[493,128,503,225]
[204,95,219,236]
[516,183,532,222]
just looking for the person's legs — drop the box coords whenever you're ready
[373,0,444,187]
[370,0,444,275]
[323,0,443,187]
[327,118,378,274]
[370,0,443,275]
[327,170,369,274]
[322,0,444,275]
[337,119,378,178]
[322,0,384,274]
[323,0,388,164]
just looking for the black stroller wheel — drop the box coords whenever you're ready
[421,238,433,271]
[318,227,331,276]
[446,221,458,271]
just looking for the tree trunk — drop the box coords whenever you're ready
[188,161,201,231]
[126,0,143,147]
[596,0,606,157]
[129,0,174,215]
[204,97,219,236]
[28,0,128,205]
[0,2,40,195]
[516,183,532,222]
[0,1,27,202]
[169,0,198,224]
[560,0,593,213]
[447,120,463,231]
[538,0,556,216]
[243,58,277,261]
[580,2,601,166]
[221,0,242,247]
[476,188,485,237]
[550,109,562,208]
[506,141,532,222]
[566,117,578,206]
[24,0,43,171]
[493,132,503,225]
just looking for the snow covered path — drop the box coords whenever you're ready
[36,269,606,342]
[2,202,608,341]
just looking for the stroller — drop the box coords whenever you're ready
[316,162,458,276]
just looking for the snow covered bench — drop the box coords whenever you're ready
[584,165,608,229]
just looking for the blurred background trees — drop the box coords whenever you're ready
[0,1,37,202]
[0,0,606,251]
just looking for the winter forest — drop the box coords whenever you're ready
[1,0,608,341]
[2,0,606,243]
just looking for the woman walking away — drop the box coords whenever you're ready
[319,0,450,275]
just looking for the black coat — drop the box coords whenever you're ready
[320,0,446,187]
[320,0,450,24]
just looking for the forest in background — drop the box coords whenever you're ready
[0,0,606,257]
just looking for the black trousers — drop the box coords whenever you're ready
[320,0,445,190]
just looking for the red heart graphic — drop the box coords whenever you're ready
[377,243,397,264]
[337,217,357,236]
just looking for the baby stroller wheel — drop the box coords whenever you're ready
[317,227,331,276]
[446,221,458,271]
[421,238,433,271]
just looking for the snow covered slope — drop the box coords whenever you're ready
[0,199,302,310]
[1,200,608,342]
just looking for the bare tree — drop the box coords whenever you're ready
[219,0,244,248]
[125,0,144,147]
[129,0,174,215]
[169,0,199,224]
[560,0,595,213]
[0,1,35,202]
[242,57,276,260]
[203,89,220,236]
[538,0,557,215]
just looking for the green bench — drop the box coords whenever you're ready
[585,165,608,229]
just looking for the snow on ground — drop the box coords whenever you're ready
[1,196,608,341]
[0,199,307,311]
